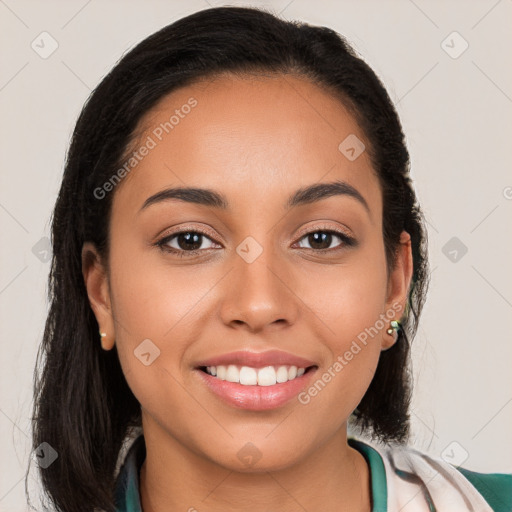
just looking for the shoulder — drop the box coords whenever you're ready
[455,465,512,512]
[380,442,512,512]
[355,438,511,512]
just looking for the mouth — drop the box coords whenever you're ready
[195,365,318,410]
[193,349,319,410]
[197,364,316,386]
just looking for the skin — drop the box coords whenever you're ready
[82,73,413,512]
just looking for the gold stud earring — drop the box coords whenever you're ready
[99,330,108,350]
[386,320,401,338]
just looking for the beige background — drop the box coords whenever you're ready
[1,0,511,509]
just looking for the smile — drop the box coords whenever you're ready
[201,364,307,386]
[195,365,318,411]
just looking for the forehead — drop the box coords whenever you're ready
[112,73,381,221]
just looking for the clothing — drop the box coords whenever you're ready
[113,432,512,512]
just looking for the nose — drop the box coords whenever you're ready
[219,240,300,334]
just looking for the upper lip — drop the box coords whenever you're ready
[195,349,317,369]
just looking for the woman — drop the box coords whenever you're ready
[31,6,511,512]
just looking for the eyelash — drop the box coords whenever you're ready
[155,226,357,258]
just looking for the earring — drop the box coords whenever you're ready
[99,330,108,350]
[386,320,401,339]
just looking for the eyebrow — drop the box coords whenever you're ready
[139,179,370,214]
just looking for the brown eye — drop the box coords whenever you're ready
[295,229,356,252]
[173,232,203,251]
[157,230,220,257]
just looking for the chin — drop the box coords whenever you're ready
[198,436,310,474]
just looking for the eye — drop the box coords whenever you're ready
[294,228,356,252]
[156,229,220,257]
[155,226,356,258]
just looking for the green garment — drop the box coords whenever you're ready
[113,435,512,512]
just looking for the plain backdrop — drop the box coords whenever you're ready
[1,0,511,510]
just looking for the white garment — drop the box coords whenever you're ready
[374,442,495,511]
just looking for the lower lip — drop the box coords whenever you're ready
[195,368,317,411]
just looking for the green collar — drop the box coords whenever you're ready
[348,437,388,512]
[114,435,388,511]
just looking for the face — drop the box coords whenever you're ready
[83,73,412,472]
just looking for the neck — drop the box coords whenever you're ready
[139,420,371,512]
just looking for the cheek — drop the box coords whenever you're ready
[106,235,217,395]
[294,239,389,413]
[303,237,389,354]
[110,262,214,352]
[107,260,214,432]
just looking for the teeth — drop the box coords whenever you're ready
[216,365,226,380]
[239,366,257,385]
[226,365,240,382]
[203,364,308,385]
[257,366,276,386]
[276,366,288,383]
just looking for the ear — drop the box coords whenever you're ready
[382,231,413,351]
[81,241,115,350]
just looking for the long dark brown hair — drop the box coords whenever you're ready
[29,6,429,512]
